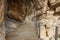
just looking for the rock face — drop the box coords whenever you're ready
[6,16,38,40]
[0,0,60,40]
[0,0,4,25]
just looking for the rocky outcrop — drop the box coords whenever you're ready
[0,0,60,40]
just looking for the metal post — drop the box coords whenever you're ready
[34,16,40,38]
[33,8,40,38]
[55,18,59,40]
[33,9,38,34]
[4,0,8,16]
[55,27,58,40]
[4,0,8,33]
[55,18,60,40]
[38,23,40,38]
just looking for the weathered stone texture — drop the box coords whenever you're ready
[0,0,60,40]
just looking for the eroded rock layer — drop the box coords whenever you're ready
[0,0,60,40]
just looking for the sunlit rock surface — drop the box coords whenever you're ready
[0,0,60,40]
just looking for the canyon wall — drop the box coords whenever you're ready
[0,0,60,40]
